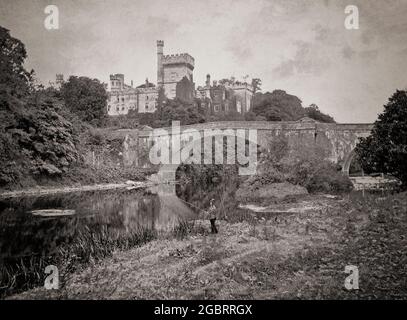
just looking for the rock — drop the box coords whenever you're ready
[236,182,308,202]
[31,209,76,217]
[257,182,308,199]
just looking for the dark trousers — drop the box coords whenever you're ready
[210,218,218,234]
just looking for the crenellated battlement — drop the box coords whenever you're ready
[110,73,124,81]
[162,53,195,68]
[137,86,158,94]
[222,81,254,92]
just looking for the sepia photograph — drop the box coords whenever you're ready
[0,0,406,309]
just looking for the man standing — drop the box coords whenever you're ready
[207,198,218,234]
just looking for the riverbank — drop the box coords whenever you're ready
[0,181,153,200]
[9,192,407,299]
[0,164,158,199]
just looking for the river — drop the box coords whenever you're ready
[0,187,196,297]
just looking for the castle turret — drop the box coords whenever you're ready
[205,74,211,87]
[110,73,124,91]
[157,40,164,87]
[55,74,64,88]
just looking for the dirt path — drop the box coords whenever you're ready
[11,196,372,299]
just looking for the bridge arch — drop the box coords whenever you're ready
[342,148,366,176]
[342,149,356,175]
[153,130,260,194]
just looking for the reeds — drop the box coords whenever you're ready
[0,223,157,299]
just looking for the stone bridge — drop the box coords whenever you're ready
[112,118,373,190]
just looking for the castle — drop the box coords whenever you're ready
[106,41,254,116]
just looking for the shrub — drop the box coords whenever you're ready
[248,138,353,194]
[304,165,354,193]
[0,97,80,188]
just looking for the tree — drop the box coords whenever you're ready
[305,104,335,123]
[0,26,34,99]
[244,111,257,121]
[252,90,305,121]
[251,78,262,95]
[0,26,80,187]
[153,98,205,127]
[355,90,407,187]
[61,76,108,125]
[252,91,335,123]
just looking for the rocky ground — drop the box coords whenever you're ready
[9,192,407,300]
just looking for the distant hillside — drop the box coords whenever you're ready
[252,90,335,123]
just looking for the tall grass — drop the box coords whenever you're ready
[171,219,207,239]
[0,224,157,299]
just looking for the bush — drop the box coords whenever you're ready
[304,165,354,193]
[248,138,353,194]
[0,97,80,188]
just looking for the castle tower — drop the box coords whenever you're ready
[55,74,64,88]
[157,40,164,87]
[110,74,124,91]
[205,74,211,87]
[161,52,195,99]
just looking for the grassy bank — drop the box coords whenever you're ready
[9,192,407,300]
[1,221,158,298]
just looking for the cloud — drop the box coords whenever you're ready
[273,41,331,78]
[1,0,407,122]
[342,45,356,59]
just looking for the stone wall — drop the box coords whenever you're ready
[112,120,373,172]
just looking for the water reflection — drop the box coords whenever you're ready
[0,188,195,263]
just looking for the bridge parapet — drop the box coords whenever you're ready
[112,120,373,174]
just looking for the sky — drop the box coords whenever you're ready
[1,0,406,123]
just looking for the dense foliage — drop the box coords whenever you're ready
[242,136,352,194]
[355,90,407,187]
[61,76,108,125]
[176,164,240,218]
[153,98,206,127]
[252,91,335,123]
[0,26,34,98]
[304,104,335,123]
[0,27,79,187]
[0,26,119,189]
[252,90,305,121]
[122,89,336,129]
